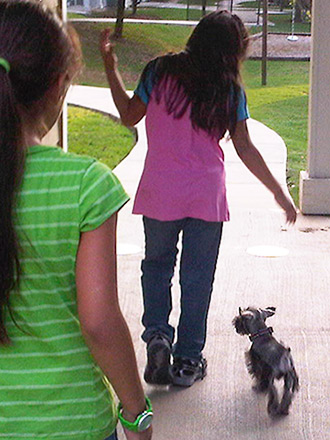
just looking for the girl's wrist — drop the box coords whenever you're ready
[105,64,118,76]
[118,396,153,433]
[121,397,148,422]
[122,408,140,423]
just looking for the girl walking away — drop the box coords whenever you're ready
[100,10,297,388]
[0,2,152,439]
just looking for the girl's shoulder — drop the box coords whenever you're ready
[136,53,185,105]
[24,145,116,185]
[26,145,98,170]
[143,52,183,77]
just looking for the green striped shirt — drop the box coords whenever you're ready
[0,145,129,439]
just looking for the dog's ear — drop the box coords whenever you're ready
[232,316,245,335]
[239,307,243,316]
[260,307,276,320]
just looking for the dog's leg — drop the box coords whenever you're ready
[267,375,280,416]
[279,370,298,415]
[247,351,270,393]
[254,365,272,393]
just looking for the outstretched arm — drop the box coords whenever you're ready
[76,214,152,439]
[100,29,146,126]
[230,120,297,224]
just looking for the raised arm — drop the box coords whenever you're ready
[76,214,152,439]
[230,120,297,224]
[100,29,146,126]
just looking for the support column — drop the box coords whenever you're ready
[40,0,66,150]
[300,0,330,214]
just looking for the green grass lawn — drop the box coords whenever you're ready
[266,14,311,34]
[177,0,217,5]
[67,106,136,170]
[70,20,309,204]
[134,7,203,21]
[68,12,86,19]
[86,6,204,20]
[73,22,192,88]
[237,1,281,8]
[70,2,311,33]
[243,60,309,203]
[237,1,259,7]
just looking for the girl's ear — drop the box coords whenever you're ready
[40,72,71,137]
[46,72,71,105]
[55,72,71,100]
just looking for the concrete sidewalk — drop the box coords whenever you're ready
[68,85,330,440]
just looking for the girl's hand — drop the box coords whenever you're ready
[274,190,297,224]
[100,28,118,70]
[123,426,152,440]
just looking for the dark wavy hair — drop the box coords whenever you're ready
[142,10,249,139]
[0,0,80,344]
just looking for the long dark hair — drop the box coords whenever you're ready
[0,0,80,345]
[144,10,249,139]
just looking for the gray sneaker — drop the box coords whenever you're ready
[144,334,172,385]
[171,357,207,387]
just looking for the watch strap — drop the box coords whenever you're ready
[118,396,153,433]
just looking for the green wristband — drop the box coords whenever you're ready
[118,396,153,433]
[0,57,10,74]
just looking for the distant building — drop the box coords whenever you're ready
[67,0,116,12]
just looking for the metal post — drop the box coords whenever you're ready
[186,0,190,21]
[261,0,268,86]
[287,0,299,42]
[202,0,206,17]
[257,0,261,26]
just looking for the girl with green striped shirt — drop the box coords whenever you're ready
[0,1,152,439]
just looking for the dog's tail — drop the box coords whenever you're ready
[286,350,299,393]
[289,366,299,393]
[277,368,299,416]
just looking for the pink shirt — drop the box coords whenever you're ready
[133,63,249,222]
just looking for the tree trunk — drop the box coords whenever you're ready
[295,0,312,22]
[295,0,303,23]
[201,0,207,16]
[131,0,138,15]
[113,0,125,39]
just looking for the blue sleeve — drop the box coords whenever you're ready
[237,87,250,121]
[134,60,157,106]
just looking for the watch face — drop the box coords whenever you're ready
[137,412,153,432]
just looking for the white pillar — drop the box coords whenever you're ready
[40,0,66,150]
[300,0,330,214]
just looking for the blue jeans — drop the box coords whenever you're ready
[141,216,223,360]
[104,430,118,440]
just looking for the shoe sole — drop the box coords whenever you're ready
[171,364,207,387]
[144,342,172,385]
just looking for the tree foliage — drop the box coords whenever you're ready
[269,0,312,21]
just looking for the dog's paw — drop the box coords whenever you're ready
[267,401,280,416]
[267,401,290,417]
[278,408,290,416]
[252,383,268,394]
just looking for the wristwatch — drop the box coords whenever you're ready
[118,396,153,432]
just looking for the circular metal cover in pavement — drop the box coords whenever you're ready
[246,245,289,258]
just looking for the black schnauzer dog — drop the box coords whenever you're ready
[233,307,299,416]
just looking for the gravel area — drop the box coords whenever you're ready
[249,33,311,60]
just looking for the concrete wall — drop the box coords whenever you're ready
[300,0,330,214]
